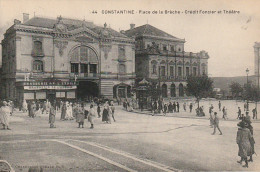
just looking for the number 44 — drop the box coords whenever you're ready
[92,10,97,14]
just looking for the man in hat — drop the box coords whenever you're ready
[212,112,222,135]
[0,101,11,130]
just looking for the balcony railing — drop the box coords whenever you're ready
[70,73,98,79]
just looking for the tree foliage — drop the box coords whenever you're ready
[185,75,214,107]
[229,82,243,99]
[243,82,259,101]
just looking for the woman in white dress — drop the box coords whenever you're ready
[65,102,70,120]
[22,100,28,113]
[67,103,74,120]
[0,101,11,130]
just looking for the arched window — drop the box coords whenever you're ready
[119,64,126,74]
[33,60,43,72]
[201,63,206,75]
[162,84,167,98]
[179,83,184,97]
[171,84,176,97]
[69,46,98,74]
[152,64,157,74]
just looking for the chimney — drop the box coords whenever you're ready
[23,13,29,23]
[130,23,135,29]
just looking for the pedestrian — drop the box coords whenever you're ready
[42,101,47,114]
[88,104,96,129]
[110,101,116,122]
[0,101,11,130]
[176,102,179,112]
[97,104,101,118]
[209,104,214,116]
[75,103,85,128]
[252,107,257,120]
[173,102,176,112]
[102,101,110,123]
[189,103,193,113]
[163,103,168,116]
[244,103,247,112]
[30,101,36,118]
[218,101,221,111]
[222,107,228,120]
[183,102,186,112]
[236,121,254,168]
[237,107,242,119]
[152,101,158,116]
[22,100,28,113]
[60,102,66,120]
[212,112,222,135]
[49,102,56,128]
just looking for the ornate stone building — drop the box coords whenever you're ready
[124,24,209,98]
[254,42,260,89]
[1,14,135,102]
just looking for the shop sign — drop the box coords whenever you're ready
[24,85,77,90]
[23,81,78,86]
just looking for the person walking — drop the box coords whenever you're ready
[237,107,242,119]
[49,102,56,128]
[218,101,221,111]
[176,102,180,112]
[236,121,254,168]
[102,101,110,123]
[60,102,66,120]
[110,101,116,122]
[252,107,257,120]
[97,104,101,118]
[209,104,214,116]
[183,102,186,112]
[189,103,193,113]
[173,102,176,113]
[22,100,28,113]
[0,101,11,130]
[88,104,96,129]
[222,107,228,120]
[30,101,36,118]
[75,103,85,128]
[212,112,222,135]
[163,103,168,116]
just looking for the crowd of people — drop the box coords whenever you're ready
[0,98,257,168]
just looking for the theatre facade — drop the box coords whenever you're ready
[124,24,209,98]
[1,14,135,102]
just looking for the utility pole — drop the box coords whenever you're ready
[246,68,249,111]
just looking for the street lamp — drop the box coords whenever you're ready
[246,68,249,111]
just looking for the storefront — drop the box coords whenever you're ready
[16,80,78,102]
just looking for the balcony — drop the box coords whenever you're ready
[70,73,99,80]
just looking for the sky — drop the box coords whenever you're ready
[0,0,260,77]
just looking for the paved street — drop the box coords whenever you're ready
[0,102,260,171]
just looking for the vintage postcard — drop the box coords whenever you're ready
[0,0,260,171]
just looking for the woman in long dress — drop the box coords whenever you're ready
[0,101,11,130]
[75,103,85,128]
[88,104,96,129]
[102,101,110,123]
[49,103,56,128]
[236,121,254,168]
[22,100,28,113]
[60,102,66,120]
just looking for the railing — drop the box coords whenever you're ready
[70,73,98,79]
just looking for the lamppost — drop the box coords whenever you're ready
[246,68,249,111]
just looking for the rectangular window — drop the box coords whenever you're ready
[90,64,97,73]
[193,67,197,76]
[163,45,167,51]
[170,46,175,52]
[160,66,166,76]
[71,63,79,73]
[186,67,190,77]
[36,92,46,99]
[80,64,88,73]
[67,91,76,99]
[32,41,44,57]
[170,66,174,76]
[178,67,182,77]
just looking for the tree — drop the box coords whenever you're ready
[229,82,243,99]
[243,82,259,101]
[185,75,214,109]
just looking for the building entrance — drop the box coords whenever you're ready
[77,81,99,101]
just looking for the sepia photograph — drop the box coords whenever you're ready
[0,0,260,171]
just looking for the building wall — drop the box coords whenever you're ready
[254,42,260,88]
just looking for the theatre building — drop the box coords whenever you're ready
[1,14,135,102]
[124,24,209,98]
